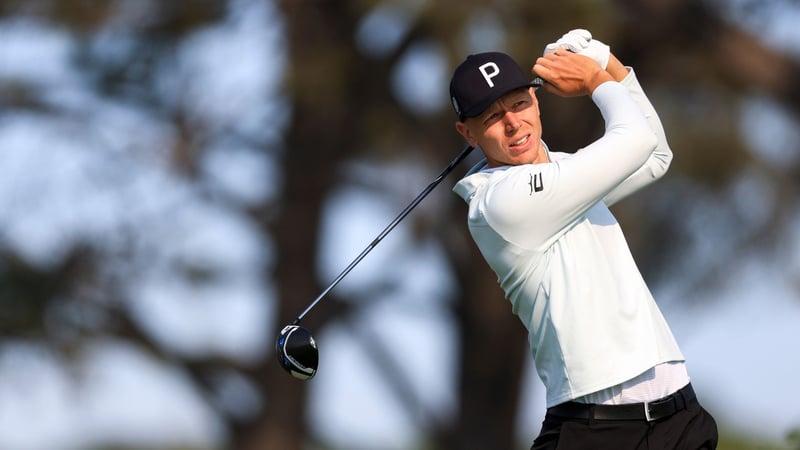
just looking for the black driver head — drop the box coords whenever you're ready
[276,324,318,380]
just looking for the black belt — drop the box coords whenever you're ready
[548,383,696,422]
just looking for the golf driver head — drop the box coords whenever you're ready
[276,324,318,380]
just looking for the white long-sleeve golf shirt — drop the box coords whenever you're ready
[453,70,685,407]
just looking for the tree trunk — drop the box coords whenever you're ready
[241,1,361,449]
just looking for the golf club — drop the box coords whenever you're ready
[276,144,476,380]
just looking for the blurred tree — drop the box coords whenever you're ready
[252,2,365,449]
[257,0,800,448]
[0,0,799,449]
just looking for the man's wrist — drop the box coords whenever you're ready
[605,55,628,82]
[587,69,615,93]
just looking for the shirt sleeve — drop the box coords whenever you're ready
[602,68,673,206]
[479,81,658,249]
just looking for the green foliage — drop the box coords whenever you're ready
[717,427,800,450]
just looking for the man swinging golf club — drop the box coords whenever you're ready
[449,29,718,449]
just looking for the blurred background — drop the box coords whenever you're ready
[1,0,799,449]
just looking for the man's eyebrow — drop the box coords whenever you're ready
[479,105,501,119]
[478,89,531,121]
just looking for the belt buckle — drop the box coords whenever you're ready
[644,401,653,422]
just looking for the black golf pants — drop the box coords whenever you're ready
[531,396,718,449]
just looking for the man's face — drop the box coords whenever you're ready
[455,87,545,168]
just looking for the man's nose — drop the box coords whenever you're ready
[504,111,521,133]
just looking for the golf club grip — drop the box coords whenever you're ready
[292,144,476,324]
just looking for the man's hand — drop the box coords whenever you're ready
[533,48,613,97]
[544,29,610,70]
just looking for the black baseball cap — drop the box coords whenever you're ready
[449,52,540,121]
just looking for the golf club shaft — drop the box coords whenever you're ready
[291,144,476,325]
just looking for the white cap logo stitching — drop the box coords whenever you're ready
[451,96,461,116]
[478,62,500,88]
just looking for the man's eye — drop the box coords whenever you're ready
[483,113,500,124]
[514,100,530,109]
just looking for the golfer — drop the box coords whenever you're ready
[449,30,718,449]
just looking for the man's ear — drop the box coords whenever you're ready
[529,87,540,113]
[455,121,478,147]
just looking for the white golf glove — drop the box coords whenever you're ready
[543,29,610,70]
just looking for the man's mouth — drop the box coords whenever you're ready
[510,134,530,148]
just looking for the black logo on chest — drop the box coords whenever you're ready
[529,173,543,195]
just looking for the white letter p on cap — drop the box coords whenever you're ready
[478,62,500,88]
